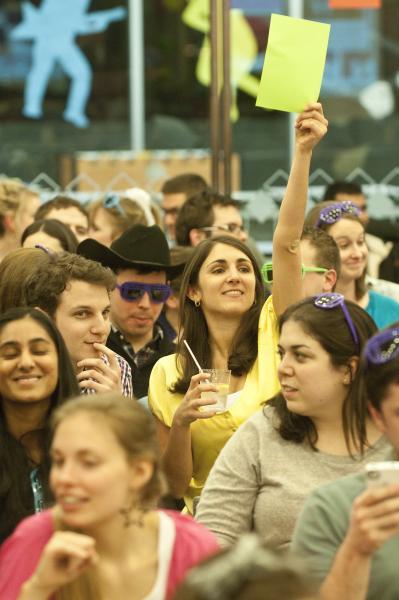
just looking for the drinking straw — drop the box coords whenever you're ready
[183,339,203,373]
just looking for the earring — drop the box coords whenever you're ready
[195,299,201,307]
[119,496,145,528]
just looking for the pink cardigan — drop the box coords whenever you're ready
[0,509,219,599]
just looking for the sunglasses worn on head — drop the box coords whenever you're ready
[364,327,399,365]
[316,201,360,227]
[103,192,125,217]
[261,262,327,284]
[116,282,172,303]
[314,292,360,348]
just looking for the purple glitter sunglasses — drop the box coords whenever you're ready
[314,292,360,348]
[316,201,360,228]
[116,281,172,303]
[364,327,399,365]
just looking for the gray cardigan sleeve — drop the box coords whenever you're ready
[195,415,261,546]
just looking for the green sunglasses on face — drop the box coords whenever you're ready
[261,262,328,284]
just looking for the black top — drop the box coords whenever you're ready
[107,323,175,400]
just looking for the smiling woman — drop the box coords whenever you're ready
[305,202,399,329]
[196,294,390,548]
[0,393,219,600]
[0,307,79,544]
[148,104,329,513]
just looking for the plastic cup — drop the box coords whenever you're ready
[200,368,231,413]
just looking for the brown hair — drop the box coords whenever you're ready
[301,226,341,276]
[161,173,209,198]
[35,195,88,221]
[0,179,39,236]
[25,253,116,317]
[270,296,377,455]
[172,236,264,394]
[0,247,52,314]
[305,201,367,299]
[173,536,317,600]
[175,190,243,246]
[169,245,195,296]
[51,392,166,600]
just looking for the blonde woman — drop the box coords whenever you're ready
[0,393,218,600]
[0,179,40,261]
[89,188,161,247]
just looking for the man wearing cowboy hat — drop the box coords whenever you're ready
[78,224,185,399]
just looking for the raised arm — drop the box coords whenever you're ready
[272,103,328,316]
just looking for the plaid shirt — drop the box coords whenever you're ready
[81,352,133,397]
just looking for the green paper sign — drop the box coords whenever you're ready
[256,14,330,113]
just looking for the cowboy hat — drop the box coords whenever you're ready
[77,224,185,278]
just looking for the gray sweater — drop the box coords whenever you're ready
[196,405,390,549]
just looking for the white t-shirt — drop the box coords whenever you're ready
[144,512,176,600]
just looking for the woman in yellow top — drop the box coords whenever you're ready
[148,104,328,512]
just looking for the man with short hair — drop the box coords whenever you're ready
[300,227,340,296]
[78,224,184,399]
[161,173,209,242]
[35,195,89,242]
[25,253,133,396]
[175,190,248,246]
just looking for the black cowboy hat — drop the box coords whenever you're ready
[77,225,185,279]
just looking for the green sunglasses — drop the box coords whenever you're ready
[261,262,328,284]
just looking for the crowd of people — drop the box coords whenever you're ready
[0,103,398,599]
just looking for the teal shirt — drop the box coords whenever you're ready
[366,290,399,329]
[291,465,399,600]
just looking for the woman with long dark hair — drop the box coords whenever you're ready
[148,104,329,511]
[0,307,79,543]
[196,294,389,547]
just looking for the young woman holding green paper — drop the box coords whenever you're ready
[149,103,329,513]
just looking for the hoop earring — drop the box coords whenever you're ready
[195,299,201,308]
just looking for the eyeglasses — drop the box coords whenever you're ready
[162,206,180,216]
[103,193,125,217]
[261,262,327,284]
[316,201,360,227]
[201,223,246,235]
[116,282,172,303]
[364,327,399,365]
[314,292,359,348]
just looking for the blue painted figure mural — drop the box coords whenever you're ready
[11,0,126,128]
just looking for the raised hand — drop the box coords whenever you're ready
[77,343,121,393]
[21,531,98,598]
[173,372,219,427]
[295,102,328,154]
[344,483,399,556]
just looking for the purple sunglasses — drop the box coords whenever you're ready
[316,201,360,227]
[116,281,172,303]
[364,327,399,365]
[314,292,360,348]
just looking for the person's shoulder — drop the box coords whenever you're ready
[12,510,53,537]
[164,510,219,552]
[0,510,53,553]
[115,353,131,371]
[369,289,399,308]
[152,353,179,372]
[309,471,365,507]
